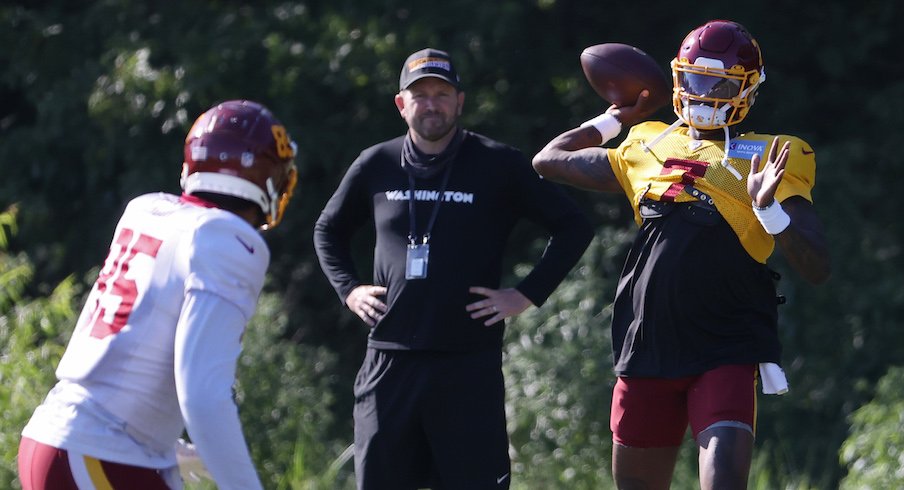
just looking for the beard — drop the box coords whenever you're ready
[411,111,459,142]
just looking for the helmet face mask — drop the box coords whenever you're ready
[671,20,764,130]
[266,163,297,230]
[182,100,298,229]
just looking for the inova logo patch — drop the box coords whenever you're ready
[727,140,767,160]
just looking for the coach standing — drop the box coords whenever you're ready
[313,47,593,489]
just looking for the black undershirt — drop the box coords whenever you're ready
[611,200,781,378]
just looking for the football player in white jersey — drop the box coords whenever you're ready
[17,100,298,490]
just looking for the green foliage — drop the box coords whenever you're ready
[235,291,353,489]
[0,278,77,489]
[0,208,78,489]
[747,442,819,490]
[0,206,30,312]
[839,366,904,489]
[2,2,904,489]
[505,227,628,489]
[183,290,353,490]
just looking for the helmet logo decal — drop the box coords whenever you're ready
[693,57,725,69]
[241,152,254,167]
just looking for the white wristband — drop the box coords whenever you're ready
[752,199,791,235]
[580,113,622,144]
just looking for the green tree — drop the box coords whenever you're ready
[839,366,904,489]
[3,1,904,488]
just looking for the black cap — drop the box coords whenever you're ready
[399,48,461,91]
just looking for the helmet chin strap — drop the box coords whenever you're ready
[720,125,743,180]
[265,177,279,226]
[716,81,763,180]
[641,118,685,153]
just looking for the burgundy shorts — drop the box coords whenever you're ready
[610,364,757,448]
[18,437,173,490]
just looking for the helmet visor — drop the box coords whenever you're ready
[678,71,741,99]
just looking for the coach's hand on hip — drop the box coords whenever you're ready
[346,285,388,326]
[467,286,532,326]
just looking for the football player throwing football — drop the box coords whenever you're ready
[533,20,831,490]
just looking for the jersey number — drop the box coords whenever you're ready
[87,228,162,339]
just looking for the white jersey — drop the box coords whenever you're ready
[23,192,268,489]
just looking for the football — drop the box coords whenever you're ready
[580,43,671,110]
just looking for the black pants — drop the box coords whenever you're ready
[353,348,511,490]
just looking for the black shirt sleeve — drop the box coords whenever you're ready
[313,154,371,303]
[507,153,594,306]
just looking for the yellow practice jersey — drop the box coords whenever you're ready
[607,121,816,263]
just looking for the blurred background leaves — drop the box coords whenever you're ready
[2,1,902,488]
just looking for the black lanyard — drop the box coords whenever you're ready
[406,160,454,245]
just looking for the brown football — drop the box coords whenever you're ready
[580,43,671,109]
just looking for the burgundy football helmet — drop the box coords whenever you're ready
[182,100,298,229]
[670,20,765,130]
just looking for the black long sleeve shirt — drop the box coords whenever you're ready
[314,130,593,352]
